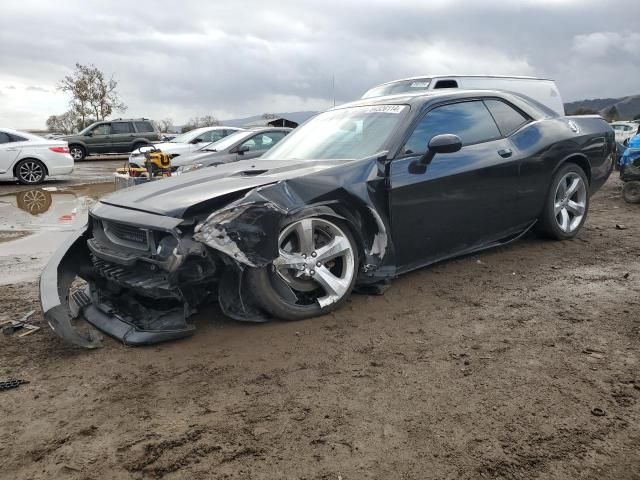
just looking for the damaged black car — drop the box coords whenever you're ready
[40,90,615,347]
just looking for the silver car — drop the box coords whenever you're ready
[172,128,291,174]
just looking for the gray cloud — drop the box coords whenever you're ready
[1,0,639,128]
[26,86,50,92]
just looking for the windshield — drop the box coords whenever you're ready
[200,130,252,151]
[168,129,207,144]
[362,78,431,99]
[261,105,408,161]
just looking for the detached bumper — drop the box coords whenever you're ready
[40,227,102,348]
[40,227,195,348]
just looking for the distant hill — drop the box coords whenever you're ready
[565,95,640,120]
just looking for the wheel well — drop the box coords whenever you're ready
[563,155,591,185]
[69,143,86,152]
[13,157,48,177]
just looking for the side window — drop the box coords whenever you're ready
[92,124,111,135]
[240,136,258,151]
[0,132,11,144]
[484,99,529,136]
[402,101,501,156]
[111,122,134,134]
[134,121,154,133]
[259,132,287,149]
[196,130,218,142]
[208,130,225,143]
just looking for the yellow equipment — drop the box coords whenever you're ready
[116,147,173,179]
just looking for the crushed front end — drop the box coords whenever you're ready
[40,202,222,347]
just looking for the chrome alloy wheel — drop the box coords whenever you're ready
[272,218,355,308]
[70,147,84,160]
[18,160,44,184]
[554,172,587,233]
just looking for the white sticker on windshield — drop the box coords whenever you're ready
[363,105,405,114]
[410,81,430,88]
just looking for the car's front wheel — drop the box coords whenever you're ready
[247,217,359,321]
[536,163,589,239]
[69,144,86,161]
[15,158,46,185]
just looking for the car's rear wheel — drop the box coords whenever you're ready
[15,159,46,185]
[536,163,589,240]
[622,181,640,204]
[69,145,86,161]
[247,217,359,321]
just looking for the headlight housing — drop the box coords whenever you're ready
[156,235,179,260]
[176,163,204,174]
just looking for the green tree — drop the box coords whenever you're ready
[46,110,80,134]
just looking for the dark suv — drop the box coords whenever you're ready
[63,119,161,161]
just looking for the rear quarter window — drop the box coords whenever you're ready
[484,99,529,136]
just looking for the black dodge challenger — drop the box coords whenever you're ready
[41,90,615,347]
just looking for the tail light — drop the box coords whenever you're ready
[49,146,70,154]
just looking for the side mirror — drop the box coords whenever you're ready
[419,134,462,165]
[191,138,203,144]
[237,145,250,154]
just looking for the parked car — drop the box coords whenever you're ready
[171,128,292,174]
[362,75,565,115]
[128,127,243,165]
[0,128,73,185]
[41,89,614,347]
[610,121,638,146]
[62,118,160,161]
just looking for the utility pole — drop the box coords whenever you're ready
[332,74,336,107]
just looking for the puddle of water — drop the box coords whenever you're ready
[0,183,115,285]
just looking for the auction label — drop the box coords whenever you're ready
[363,105,405,114]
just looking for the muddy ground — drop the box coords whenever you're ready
[0,174,639,480]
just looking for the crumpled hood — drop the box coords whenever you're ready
[100,158,351,217]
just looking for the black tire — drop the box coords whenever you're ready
[69,144,86,161]
[535,163,590,240]
[246,217,360,321]
[622,181,640,204]
[15,158,47,185]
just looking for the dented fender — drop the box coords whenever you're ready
[193,157,395,276]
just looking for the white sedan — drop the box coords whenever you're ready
[0,128,74,185]
[128,126,243,166]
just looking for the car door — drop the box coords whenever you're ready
[110,122,135,152]
[389,99,523,270]
[0,131,22,174]
[87,123,111,153]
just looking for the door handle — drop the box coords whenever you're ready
[498,148,512,158]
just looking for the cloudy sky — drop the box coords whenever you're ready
[1,0,639,129]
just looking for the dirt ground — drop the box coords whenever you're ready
[0,175,638,480]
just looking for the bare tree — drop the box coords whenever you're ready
[198,115,219,127]
[157,117,174,132]
[59,63,127,128]
[181,115,219,132]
